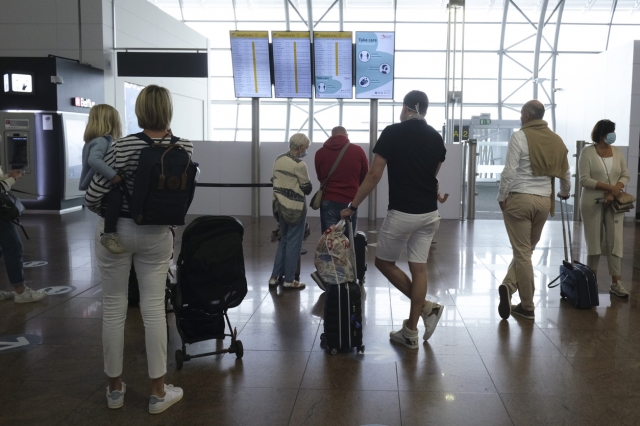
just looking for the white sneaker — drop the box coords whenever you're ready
[0,290,14,301]
[421,303,444,341]
[14,287,46,304]
[283,280,306,290]
[389,319,419,349]
[106,382,126,409]
[149,384,183,414]
[610,281,629,298]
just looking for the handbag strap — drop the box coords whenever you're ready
[320,143,350,190]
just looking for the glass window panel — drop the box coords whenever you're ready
[188,23,236,48]
[501,107,521,121]
[234,0,286,20]
[347,22,395,33]
[465,6,504,24]
[463,80,498,103]
[211,77,236,100]
[344,0,395,22]
[502,52,534,79]
[612,10,640,24]
[209,50,233,77]
[464,53,499,79]
[504,8,531,24]
[313,21,341,31]
[236,104,252,129]
[262,104,287,129]
[235,130,252,141]
[395,52,446,78]
[378,104,395,128]
[181,0,235,20]
[464,24,502,51]
[463,106,498,120]
[562,2,617,24]
[502,80,535,104]
[396,23,447,50]
[236,22,287,32]
[289,102,310,131]
[558,25,609,51]
[503,25,537,51]
[426,107,444,134]
[607,26,640,50]
[261,130,286,142]
[341,104,370,133]
[394,79,445,103]
[314,104,340,133]
[395,1,447,23]
[313,0,340,24]
[211,129,236,141]
[211,104,237,130]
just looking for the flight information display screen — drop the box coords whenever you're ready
[272,31,312,99]
[313,32,353,99]
[355,32,395,99]
[229,31,272,98]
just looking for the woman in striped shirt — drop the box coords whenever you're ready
[85,85,191,414]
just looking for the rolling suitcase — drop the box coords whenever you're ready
[354,231,367,285]
[320,218,365,355]
[548,198,599,309]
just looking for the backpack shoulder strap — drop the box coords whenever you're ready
[134,132,154,145]
[133,132,180,145]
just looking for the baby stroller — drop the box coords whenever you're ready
[168,216,248,370]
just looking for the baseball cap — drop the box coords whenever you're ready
[403,90,429,115]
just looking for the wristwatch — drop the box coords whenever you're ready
[348,202,358,211]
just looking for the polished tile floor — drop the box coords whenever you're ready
[1,209,639,426]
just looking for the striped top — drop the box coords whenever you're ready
[272,152,312,226]
[85,134,194,216]
[0,166,16,192]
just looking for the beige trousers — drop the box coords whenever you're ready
[501,193,551,311]
[586,204,621,276]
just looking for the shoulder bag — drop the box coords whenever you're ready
[310,143,350,210]
[0,189,29,239]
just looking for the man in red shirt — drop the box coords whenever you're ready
[315,126,369,235]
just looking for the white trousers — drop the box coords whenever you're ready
[96,217,173,379]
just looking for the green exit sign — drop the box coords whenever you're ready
[480,119,491,125]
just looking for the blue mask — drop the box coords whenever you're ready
[299,150,308,158]
[605,132,616,144]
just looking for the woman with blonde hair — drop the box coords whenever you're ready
[268,133,312,289]
[80,104,125,254]
[85,85,191,414]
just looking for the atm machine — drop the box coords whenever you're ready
[0,56,103,212]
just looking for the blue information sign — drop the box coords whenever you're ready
[355,32,395,99]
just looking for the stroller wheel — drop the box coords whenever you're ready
[175,349,184,370]
[235,340,244,359]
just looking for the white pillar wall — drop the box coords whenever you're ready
[187,141,463,221]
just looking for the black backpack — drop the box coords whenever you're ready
[123,132,198,226]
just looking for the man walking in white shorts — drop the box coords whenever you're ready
[341,90,446,349]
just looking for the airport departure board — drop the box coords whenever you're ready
[355,32,395,99]
[313,32,353,99]
[229,31,272,98]
[272,32,312,98]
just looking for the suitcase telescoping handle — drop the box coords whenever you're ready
[559,197,568,262]
[345,218,358,281]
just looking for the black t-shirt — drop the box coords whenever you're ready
[373,119,446,214]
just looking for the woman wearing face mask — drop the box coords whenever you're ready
[578,119,630,297]
[268,133,312,289]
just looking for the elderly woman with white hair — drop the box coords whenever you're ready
[268,133,312,289]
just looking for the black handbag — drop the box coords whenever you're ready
[0,190,29,239]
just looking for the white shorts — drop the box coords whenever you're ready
[376,209,440,264]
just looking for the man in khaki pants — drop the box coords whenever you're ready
[498,100,571,320]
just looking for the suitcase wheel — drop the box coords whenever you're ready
[234,340,244,359]
[358,277,365,286]
[330,348,338,355]
[358,345,365,353]
[175,349,184,370]
[560,291,567,299]
[320,333,326,342]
